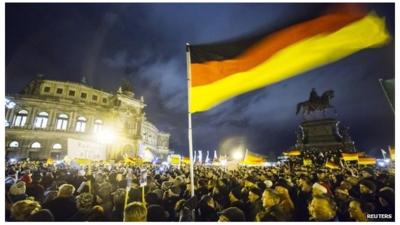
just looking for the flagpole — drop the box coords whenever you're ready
[379,79,394,113]
[186,43,195,197]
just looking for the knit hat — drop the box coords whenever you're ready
[361,167,374,176]
[377,188,394,207]
[76,193,94,209]
[264,180,273,188]
[10,181,26,196]
[360,179,377,193]
[312,183,328,194]
[218,207,245,221]
[249,187,263,197]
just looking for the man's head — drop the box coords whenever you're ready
[11,199,41,221]
[348,199,374,221]
[248,187,262,203]
[124,201,147,222]
[334,187,349,201]
[229,187,242,203]
[360,167,374,178]
[76,193,94,210]
[312,183,328,196]
[217,207,245,222]
[262,188,281,208]
[359,180,376,194]
[308,195,337,221]
[57,184,75,197]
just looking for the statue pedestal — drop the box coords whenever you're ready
[295,118,356,155]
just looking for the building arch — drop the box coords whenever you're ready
[9,141,19,148]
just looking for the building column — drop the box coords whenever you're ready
[26,106,38,129]
[48,109,57,131]
[68,111,76,132]
[86,115,94,134]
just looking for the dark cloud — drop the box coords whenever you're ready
[6,3,394,159]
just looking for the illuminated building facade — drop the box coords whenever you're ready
[5,76,170,161]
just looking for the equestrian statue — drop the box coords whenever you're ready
[296,88,336,116]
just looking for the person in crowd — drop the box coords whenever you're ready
[334,186,351,221]
[8,181,28,203]
[4,159,395,222]
[174,199,193,221]
[197,195,218,221]
[124,201,147,222]
[147,204,169,221]
[88,205,107,221]
[26,172,45,203]
[376,187,394,220]
[308,195,337,221]
[42,183,77,221]
[28,209,55,221]
[10,199,41,221]
[247,186,263,221]
[228,186,247,214]
[70,192,94,221]
[348,199,374,221]
[217,207,245,222]
[110,188,126,221]
[294,176,312,221]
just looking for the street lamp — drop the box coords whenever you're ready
[96,128,116,144]
[232,150,243,161]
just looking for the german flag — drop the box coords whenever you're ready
[358,157,377,165]
[242,149,266,164]
[325,161,340,170]
[188,4,390,113]
[284,149,301,157]
[389,146,395,161]
[341,152,359,161]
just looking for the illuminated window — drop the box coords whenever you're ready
[94,119,103,133]
[31,142,41,149]
[56,114,69,130]
[34,112,48,128]
[75,116,87,132]
[52,143,62,150]
[9,141,19,148]
[14,110,28,127]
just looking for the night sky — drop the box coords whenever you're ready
[6,3,395,159]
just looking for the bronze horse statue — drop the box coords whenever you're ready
[296,90,336,115]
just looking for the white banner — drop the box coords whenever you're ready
[67,138,106,161]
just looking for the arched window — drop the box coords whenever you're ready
[31,142,41,149]
[75,116,87,132]
[9,141,19,148]
[93,119,103,133]
[13,110,28,127]
[56,114,69,130]
[34,111,49,128]
[52,143,62,150]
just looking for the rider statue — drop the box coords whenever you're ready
[309,88,319,105]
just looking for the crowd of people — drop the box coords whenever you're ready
[5,158,395,222]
